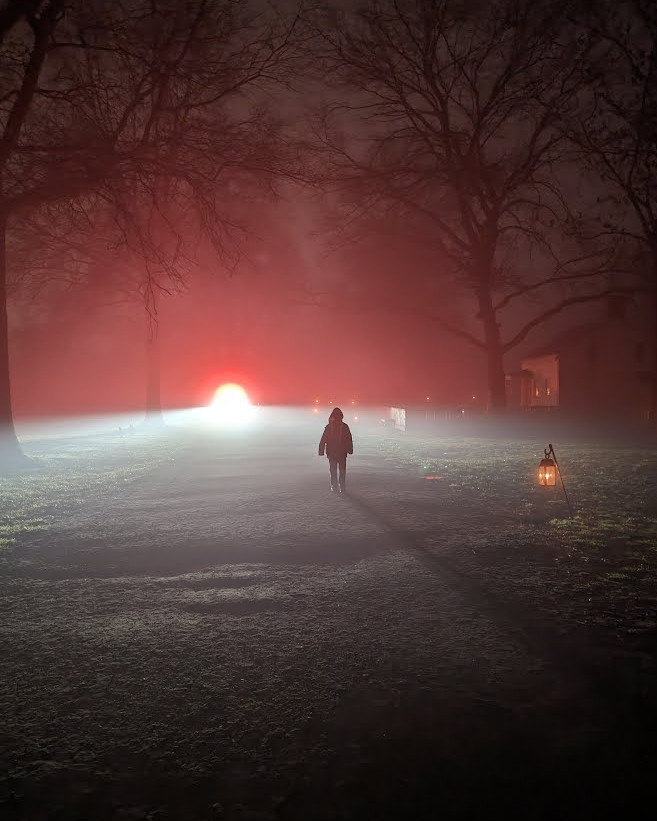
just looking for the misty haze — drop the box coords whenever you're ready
[1,2,656,820]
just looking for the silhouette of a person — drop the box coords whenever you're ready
[318,407,353,493]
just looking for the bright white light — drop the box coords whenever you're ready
[209,383,255,427]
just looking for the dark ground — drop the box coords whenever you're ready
[1,418,656,820]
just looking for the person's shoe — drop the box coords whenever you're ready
[330,485,337,492]
[339,485,346,494]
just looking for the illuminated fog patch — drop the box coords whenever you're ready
[208,383,255,427]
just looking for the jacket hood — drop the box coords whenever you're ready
[329,407,344,421]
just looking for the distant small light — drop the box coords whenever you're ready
[313,408,318,413]
[314,399,319,404]
[472,395,476,400]
[425,476,443,480]
[354,415,359,421]
[425,396,430,401]
[461,409,465,414]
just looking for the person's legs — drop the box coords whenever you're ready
[328,458,338,490]
[338,456,347,491]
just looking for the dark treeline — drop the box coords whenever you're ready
[1,0,656,464]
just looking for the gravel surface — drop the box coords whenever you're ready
[1,421,655,819]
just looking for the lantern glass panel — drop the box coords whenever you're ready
[539,458,556,486]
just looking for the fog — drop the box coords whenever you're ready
[9,205,490,419]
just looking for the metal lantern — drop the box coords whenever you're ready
[537,443,573,516]
[538,452,557,486]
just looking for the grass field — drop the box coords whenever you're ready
[3,423,656,653]
[376,430,657,655]
[1,420,656,819]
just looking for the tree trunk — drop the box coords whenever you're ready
[478,288,507,413]
[652,276,657,426]
[145,319,164,425]
[0,210,26,467]
[646,248,657,427]
[486,340,507,413]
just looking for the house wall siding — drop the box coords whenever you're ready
[519,354,559,408]
[513,316,652,420]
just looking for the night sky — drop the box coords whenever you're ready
[1,0,654,425]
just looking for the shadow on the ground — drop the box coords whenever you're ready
[11,533,391,580]
[344,489,657,763]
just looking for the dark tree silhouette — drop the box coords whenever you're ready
[306,0,616,411]
[0,0,302,466]
[567,0,657,421]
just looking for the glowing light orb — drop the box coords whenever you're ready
[209,383,254,426]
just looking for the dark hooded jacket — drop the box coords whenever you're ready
[318,407,353,459]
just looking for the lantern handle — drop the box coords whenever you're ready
[546,443,573,518]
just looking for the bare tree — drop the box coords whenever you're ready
[1,0,303,466]
[566,0,657,420]
[305,0,619,411]
[0,1,45,45]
